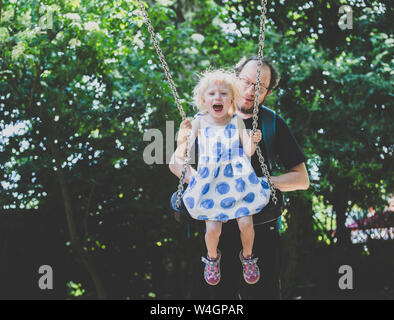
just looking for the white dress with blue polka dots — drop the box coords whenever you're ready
[183,113,271,222]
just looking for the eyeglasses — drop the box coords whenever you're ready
[238,77,269,94]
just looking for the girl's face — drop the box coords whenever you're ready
[202,82,233,120]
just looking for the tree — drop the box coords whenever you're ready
[1,0,392,299]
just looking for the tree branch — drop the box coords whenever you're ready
[83,182,96,246]
[28,61,42,110]
[0,56,23,99]
[12,0,18,23]
[31,52,106,299]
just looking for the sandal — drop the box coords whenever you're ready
[239,250,260,284]
[201,250,221,286]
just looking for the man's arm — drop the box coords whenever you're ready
[271,162,310,192]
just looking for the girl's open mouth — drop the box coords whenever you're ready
[213,104,223,113]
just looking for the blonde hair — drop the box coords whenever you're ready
[193,69,243,116]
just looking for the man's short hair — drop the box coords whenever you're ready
[235,56,280,91]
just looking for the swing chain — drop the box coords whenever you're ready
[137,0,188,209]
[252,0,278,205]
[137,0,186,121]
[252,0,267,133]
[175,131,192,209]
[139,0,277,207]
[138,0,191,208]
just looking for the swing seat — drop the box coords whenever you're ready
[170,191,197,224]
[170,191,189,214]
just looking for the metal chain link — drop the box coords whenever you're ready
[137,0,189,209]
[252,0,278,205]
[175,132,192,209]
[138,0,277,207]
[252,0,266,133]
[137,0,186,120]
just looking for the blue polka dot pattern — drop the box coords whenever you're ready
[215,213,229,221]
[200,199,214,209]
[200,156,210,164]
[231,140,244,157]
[223,164,234,178]
[189,176,197,189]
[194,112,203,119]
[215,182,230,195]
[213,166,220,178]
[212,142,226,162]
[235,207,250,218]
[198,142,205,155]
[224,123,236,139]
[260,189,269,201]
[184,115,270,221]
[235,178,246,192]
[198,167,210,179]
[243,192,255,203]
[261,179,269,189]
[228,148,234,161]
[248,172,259,184]
[201,183,210,195]
[220,197,236,209]
[185,197,195,208]
[235,162,243,172]
[205,126,215,138]
[221,148,231,161]
[224,143,240,161]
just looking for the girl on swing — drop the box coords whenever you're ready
[170,69,270,286]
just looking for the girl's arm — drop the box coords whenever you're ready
[237,116,262,158]
[169,153,198,184]
[175,117,199,159]
[169,118,199,183]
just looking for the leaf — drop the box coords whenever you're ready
[0,27,10,43]
[11,42,26,61]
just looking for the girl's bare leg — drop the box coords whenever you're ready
[205,221,222,259]
[237,216,254,258]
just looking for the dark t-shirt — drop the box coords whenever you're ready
[191,106,306,210]
[192,106,306,175]
[243,106,306,175]
[189,107,307,299]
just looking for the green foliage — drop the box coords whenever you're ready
[1,0,393,299]
[67,281,86,298]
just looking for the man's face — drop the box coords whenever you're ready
[238,60,271,114]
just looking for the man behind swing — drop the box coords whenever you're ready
[201,56,309,300]
[170,56,309,299]
[218,56,310,300]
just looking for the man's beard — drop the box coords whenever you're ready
[238,95,266,114]
[238,105,254,114]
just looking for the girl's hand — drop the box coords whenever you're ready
[251,129,262,143]
[178,119,192,144]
